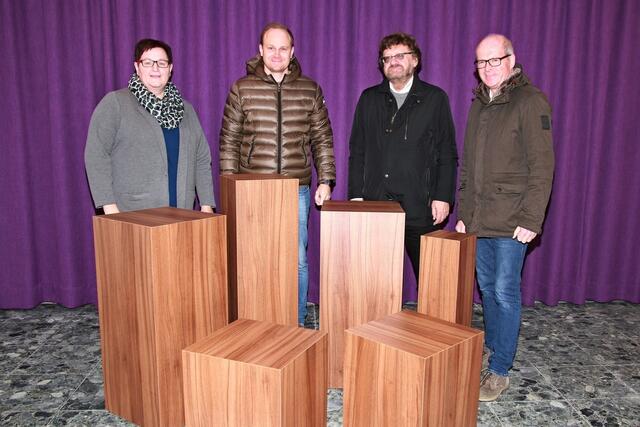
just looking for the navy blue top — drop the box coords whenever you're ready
[162,127,180,208]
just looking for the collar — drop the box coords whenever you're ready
[389,75,414,94]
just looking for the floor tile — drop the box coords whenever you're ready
[0,410,56,426]
[477,403,501,426]
[489,400,589,426]
[0,373,84,413]
[606,364,640,394]
[48,410,134,426]
[569,396,640,427]
[517,335,598,368]
[538,366,636,400]
[0,344,36,376]
[13,342,101,376]
[61,367,105,411]
[573,338,640,366]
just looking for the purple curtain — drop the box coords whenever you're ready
[1,0,638,309]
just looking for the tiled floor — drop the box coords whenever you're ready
[1,301,638,426]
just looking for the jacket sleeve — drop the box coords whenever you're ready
[84,92,120,208]
[190,106,216,208]
[219,83,244,175]
[308,84,336,183]
[518,93,555,233]
[347,93,366,199]
[432,91,458,205]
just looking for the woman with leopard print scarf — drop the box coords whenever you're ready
[85,38,215,214]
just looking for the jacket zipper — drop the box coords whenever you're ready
[277,83,282,174]
[246,135,256,166]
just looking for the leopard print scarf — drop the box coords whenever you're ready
[128,73,184,129]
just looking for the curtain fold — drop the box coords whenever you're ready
[1,0,638,308]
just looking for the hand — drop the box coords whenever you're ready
[315,184,331,206]
[431,200,450,225]
[103,204,120,215]
[512,226,537,243]
[200,205,214,214]
[455,220,466,233]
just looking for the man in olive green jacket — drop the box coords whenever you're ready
[456,34,554,401]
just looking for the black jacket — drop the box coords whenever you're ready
[348,76,458,226]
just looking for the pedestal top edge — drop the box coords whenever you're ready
[321,200,404,213]
[220,173,299,182]
[346,310,483,357]
[93,207,223,227]
[422,230,477,241]
[183,319,327,368]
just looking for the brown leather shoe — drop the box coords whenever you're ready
[479,371,510,401]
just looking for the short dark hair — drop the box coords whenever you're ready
[134,38,173,63]
[259,22,294,47]
[378,32,422,74]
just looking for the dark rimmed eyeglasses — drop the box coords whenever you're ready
[138,58,170,68]
[380,51,414,65]
[475,54,511,69]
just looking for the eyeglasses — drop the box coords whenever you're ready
[380,51,414,65]
[138,58,170,68]
[475,54,511,69]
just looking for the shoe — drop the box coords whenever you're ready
[479,371,509,401]
[298,323,305,328]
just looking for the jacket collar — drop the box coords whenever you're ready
[246,54,302,84]
[474,64,529,105]
[376,74,426,96]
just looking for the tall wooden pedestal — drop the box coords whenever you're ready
[182,319,327,427]
[92,207,228,427]
[417,230,476,326]
[343,310,483,427]
[319,201,405,388]
[220,174,298,326]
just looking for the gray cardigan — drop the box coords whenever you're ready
[85,88,215,211]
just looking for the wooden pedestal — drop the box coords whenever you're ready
[220,174,298,326]
[319,201,405,388]
[182,319,327,427]
[417,230,476,326]
[343,310,483,427]
[92,207,228,427]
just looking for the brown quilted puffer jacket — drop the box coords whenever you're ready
[219,55,336,186]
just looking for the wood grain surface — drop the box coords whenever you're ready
[417,230,477,326]
[93,208,228,426]
[220,175,298,326]
[319,201,405,387]
[182,319,327,426]
[343,310,483,427]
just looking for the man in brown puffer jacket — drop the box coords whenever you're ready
[220,22,336,327]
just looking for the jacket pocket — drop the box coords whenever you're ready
[494,182,526,194]
[483,176,527,232]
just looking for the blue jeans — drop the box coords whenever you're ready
[476,237,528,377]
[298,186,310,325]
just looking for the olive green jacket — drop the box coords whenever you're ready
[457,66,554,237]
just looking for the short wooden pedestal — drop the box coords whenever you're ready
[182,319,327,427]
[320,201,405,388]
[417,230,477,326]
[92,207,228,427]
[220,174,298,326]
[343,310,483,427]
